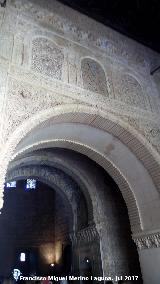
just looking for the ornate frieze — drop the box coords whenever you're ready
[8,0,153,75]
[3,70,160,149]
[133,232,160,250]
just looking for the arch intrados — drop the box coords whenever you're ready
[6,174,71,205]
[5,166,81,230]
[12,140,142,233]
[6,168,73,210]
[13,107,160,188]
[2,105,160,233]
[9,152,94,222]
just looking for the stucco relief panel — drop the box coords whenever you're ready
[2,78,78,142]
[9,0,152,74]
[81,58,109,96]
[31,37,64,80]
[113,72,151,110]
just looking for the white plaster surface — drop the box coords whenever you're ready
[139,247,160,284]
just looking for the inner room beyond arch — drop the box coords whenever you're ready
[1,148,142,282]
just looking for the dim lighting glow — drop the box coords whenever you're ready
[40,243,55,264]
[84,257,90,263]
[6,181,16,188]
[50,263,55,267]
[26,179,36,190]
[20,252,26,262]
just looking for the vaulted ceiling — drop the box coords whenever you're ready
[57,0,160,53]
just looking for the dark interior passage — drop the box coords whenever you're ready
[0,179,72,278]
[0,149,143,283]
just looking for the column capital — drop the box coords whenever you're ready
[70,224,99,245]
[133,231,160,250]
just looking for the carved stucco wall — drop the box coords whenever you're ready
[0,0,159,274]
[0,0,160,149]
